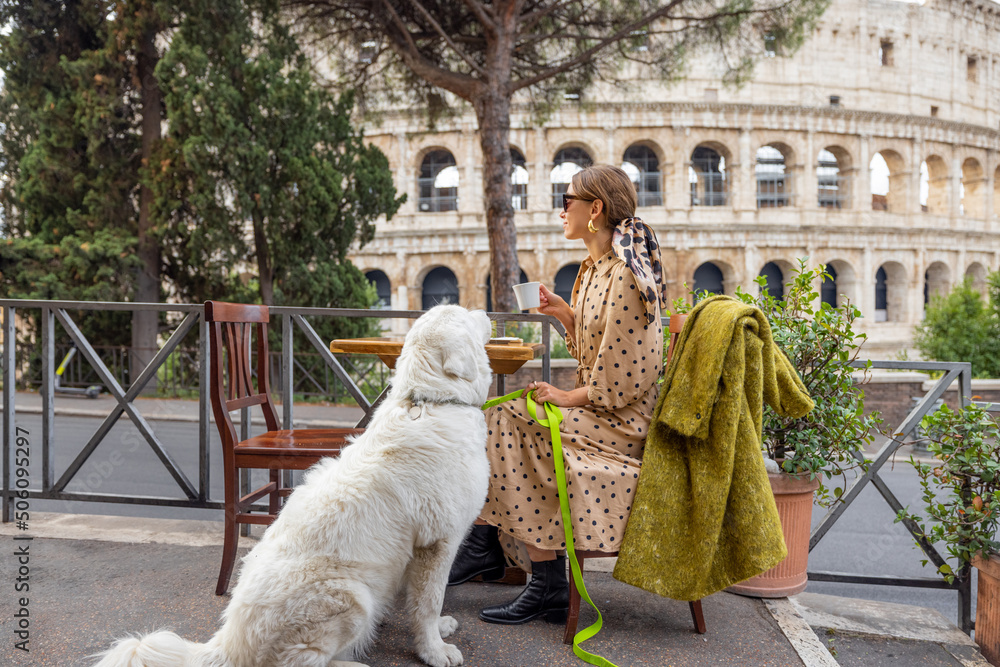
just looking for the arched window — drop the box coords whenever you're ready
[511,148,528,211]
[485,269,528,312]
[418,150,458,212]
[365,270,391,309]
[961,158,984,218]
[554,263,581,304]
[693,262,724,299]
[877,262,907,323]
[924,262,951,306]
[967,262,988,296]
[875,267,887,321]
[818,148,849,209]
[919,156,948,214]
[821,266,839,307]
[622,145,662,207]
[551,147,593,208]
[755,146,790,208]
[759,262,784,301]
[689,146,728,206]
[870,150,906,212]
[422,267,459,309]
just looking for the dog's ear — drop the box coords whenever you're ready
[442,344,481,382]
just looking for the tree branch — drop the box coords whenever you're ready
[378,0,482,98]
[407,0,487,76]
[459,0,497,34]
[512,0,689,92]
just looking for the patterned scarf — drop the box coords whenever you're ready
[612,217,668,325]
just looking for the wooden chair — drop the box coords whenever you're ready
[564,314,707,643]
[205,301,364,595]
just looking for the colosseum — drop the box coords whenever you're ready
[351,0,1000,357]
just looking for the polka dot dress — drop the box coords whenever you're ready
[481,251,664,554]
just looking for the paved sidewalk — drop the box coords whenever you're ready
[0,513,991,667]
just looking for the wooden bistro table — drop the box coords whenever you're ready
[329,336,544,395]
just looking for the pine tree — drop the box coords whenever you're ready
[151,0,403,337]
[0,0,140,345]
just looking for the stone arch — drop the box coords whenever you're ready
[758,261,785,300]
[692,259,736,298]
[870,149,907,212]
[920,155,949,214]
[550,144,596,208]
[364,269,391,309]
[924,261,952,305]
[757,258,797,299]
[818,145,852,209]
[689,141,733,207]
[961,157,985,218]
[819,259,857,308]
[420,265,460,309]
[484,268,529,312]
[622,142,664,207]
[554,263,582,304]
[755,143,794,208]
[966,262,988,296]
[417,148,459,212]
[875,261,907,323]
[510,147,529,211]
[995,165,1000,218]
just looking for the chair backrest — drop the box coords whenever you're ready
[666,313,687,365]
[204,301,281,451]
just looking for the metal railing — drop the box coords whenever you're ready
[808,359,975,634]
[1,300,560,518]
[0,300,979,632]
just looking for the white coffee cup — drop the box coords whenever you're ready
[511,281,541,310]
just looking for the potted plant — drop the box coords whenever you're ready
[896,402,1000,664]
[670,258,883,596]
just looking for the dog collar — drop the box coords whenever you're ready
[404,395,480,410]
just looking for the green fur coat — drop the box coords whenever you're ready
[613,295,815,601]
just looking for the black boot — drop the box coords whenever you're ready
[448,524,506,586]
[478,555,569,624]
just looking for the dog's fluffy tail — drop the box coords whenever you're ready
[91,630,217,667]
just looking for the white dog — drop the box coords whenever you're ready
[94,305,494,667]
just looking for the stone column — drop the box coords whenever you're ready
[735,128,753,211]
[858,135,871,214]
[801,131,817,210]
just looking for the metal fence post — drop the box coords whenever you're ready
[2,305,15,522]
[199,311,210,502]
[41,308,54,491]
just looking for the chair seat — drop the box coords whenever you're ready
[234,428,364,458]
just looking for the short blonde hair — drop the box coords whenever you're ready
[571,165,638,230]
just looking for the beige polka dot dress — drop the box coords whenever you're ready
[481,251,664,553]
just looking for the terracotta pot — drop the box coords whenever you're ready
[727,472,819,598]
[974,554,1000,666]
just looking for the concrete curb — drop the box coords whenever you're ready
[764,598,840,667]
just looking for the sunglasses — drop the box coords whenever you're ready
[562,194,594,211]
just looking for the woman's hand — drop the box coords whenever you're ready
[538,284,575,334]
[526,381,590,408]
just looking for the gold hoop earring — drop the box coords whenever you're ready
[588,219,598,234]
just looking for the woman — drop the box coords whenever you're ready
[449,164,668,625]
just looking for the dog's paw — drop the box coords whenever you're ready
[418,641,463,667]
[437,615,459,638]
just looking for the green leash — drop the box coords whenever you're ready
[482,389,619,667]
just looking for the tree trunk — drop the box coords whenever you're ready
[252,210,275,306]
[475,94,518,313]
[132,23,162,395]
[475,9,520,314]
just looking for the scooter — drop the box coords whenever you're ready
[55,345,103,398]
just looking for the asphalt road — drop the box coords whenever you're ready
[9,412,977,628]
